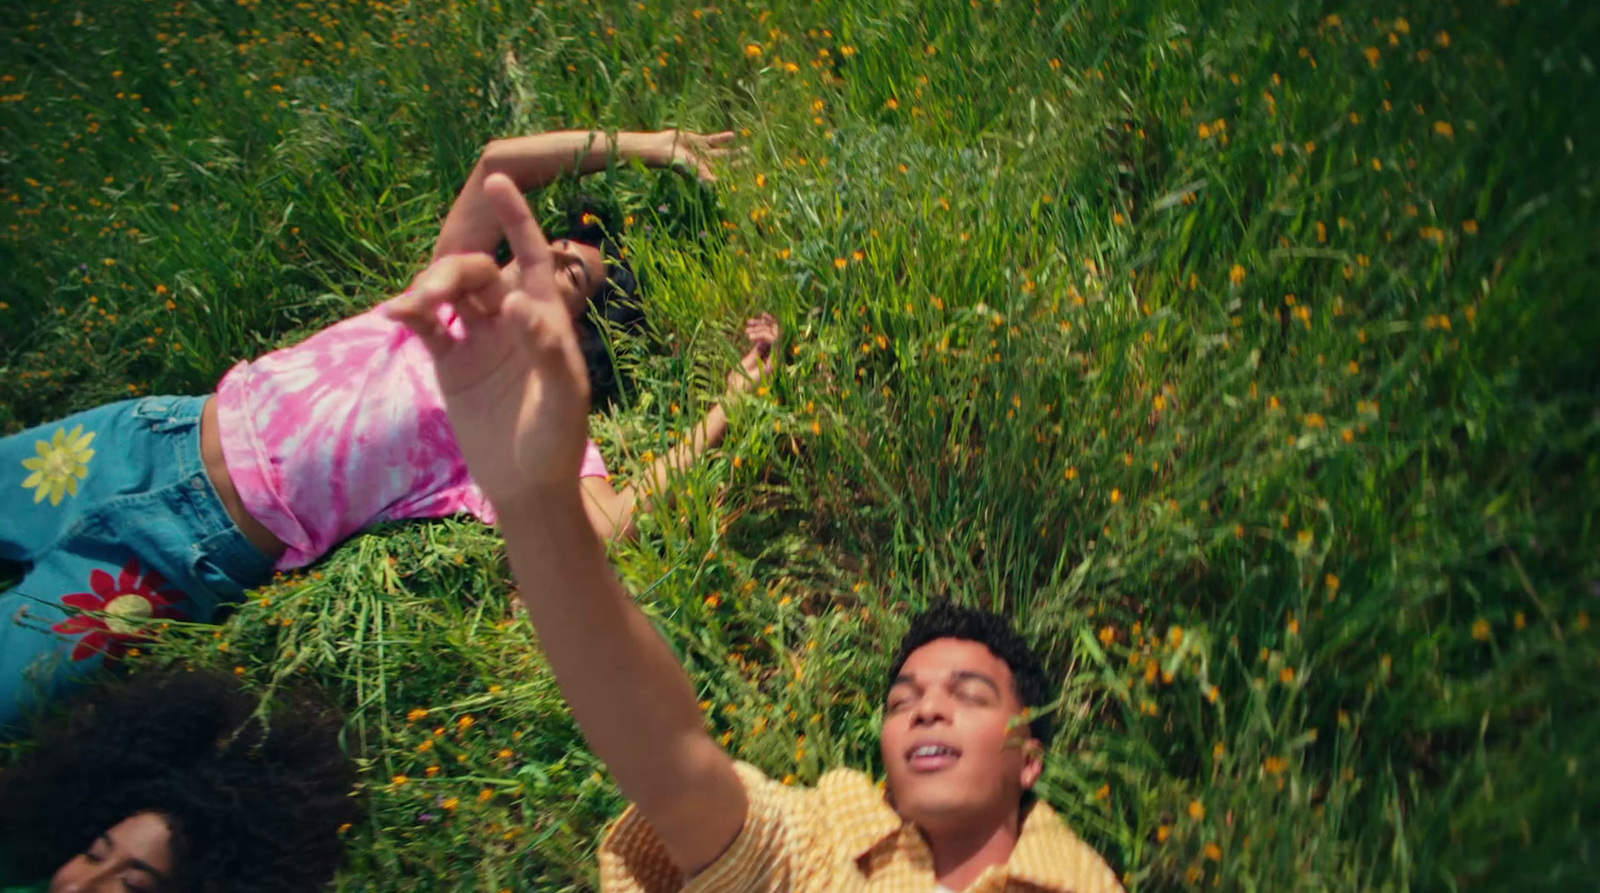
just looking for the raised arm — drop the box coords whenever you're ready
[433,129,735,260]
[387,174,747,875]
[582,315,779,543]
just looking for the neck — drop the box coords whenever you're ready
[923,808,1022,892]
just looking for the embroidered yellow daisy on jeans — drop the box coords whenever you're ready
[21,424,97,506]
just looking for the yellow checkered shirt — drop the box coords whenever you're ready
[600,761,1125,893]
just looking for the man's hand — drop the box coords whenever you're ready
[725,312,781,395]
[386,173,591,506]
[647,129,737,182]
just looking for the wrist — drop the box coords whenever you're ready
[617,131,668,166]
[492,483,585,530]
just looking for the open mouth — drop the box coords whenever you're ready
[906,743,962,772]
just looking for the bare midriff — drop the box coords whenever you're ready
[200,396,289,561]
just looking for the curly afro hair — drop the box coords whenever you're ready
[885,601,1058,747]
[0,667,362,891]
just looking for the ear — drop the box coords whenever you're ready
[1019,739,1045,790]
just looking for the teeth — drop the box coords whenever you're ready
[912,745,955,758]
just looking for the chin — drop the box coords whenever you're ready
[894,782,977,826]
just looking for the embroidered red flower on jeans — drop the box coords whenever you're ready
[52,557,188,661]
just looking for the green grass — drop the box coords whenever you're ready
[4,0,1598,889]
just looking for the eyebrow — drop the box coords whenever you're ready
[97,833,171,883]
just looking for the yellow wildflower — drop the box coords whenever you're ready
[1472,618,1491,641]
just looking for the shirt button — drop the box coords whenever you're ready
[191,476,207,491]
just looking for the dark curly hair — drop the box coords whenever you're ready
[885,601,1057,747]
[0,667,362,892]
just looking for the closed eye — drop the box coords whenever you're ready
[955,682,995,705]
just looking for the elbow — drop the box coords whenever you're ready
[588,513,640,545]
[476,141,509,173]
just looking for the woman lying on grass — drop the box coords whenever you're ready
[0,128,780,730]
[0,667,361,893]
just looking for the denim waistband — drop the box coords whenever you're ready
[129,395,275,591]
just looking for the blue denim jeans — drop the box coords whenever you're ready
[0,395,275,733]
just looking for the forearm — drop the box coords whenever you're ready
[646,401,730,496]
[434,130,660,259]
[498,486,746,867]
[479,130,664,185]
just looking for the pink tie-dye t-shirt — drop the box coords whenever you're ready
[215,303,609,570]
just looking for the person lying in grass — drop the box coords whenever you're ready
[0,128,776,730]
[0,666,361,893]
[386,174,1124,893]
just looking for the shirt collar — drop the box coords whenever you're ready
[1006,800,1107,892]
[822,771,1104,892]
[819,769,905,860]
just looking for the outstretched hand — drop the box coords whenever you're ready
[383,174,591,506]
[725,312,781,396]
[652,129,738,182]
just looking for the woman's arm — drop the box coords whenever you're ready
[579,314,778,543]
[433,129,734,260]
[579,402,730,543]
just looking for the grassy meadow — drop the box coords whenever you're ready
[4,0,1598,889]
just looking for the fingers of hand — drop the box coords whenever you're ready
[483,174,555,286]
[706,130,736,146]
[509,294,593,403]
[391,254,502,316]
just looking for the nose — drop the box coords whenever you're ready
[909,689,953,727]
[54,863,112,893]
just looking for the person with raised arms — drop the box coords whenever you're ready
[1,128,774,730]
[386,174,1124,893]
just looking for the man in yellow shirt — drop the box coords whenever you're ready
[385,174,1124,893]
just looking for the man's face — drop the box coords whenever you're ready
[880,638,1043,834]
